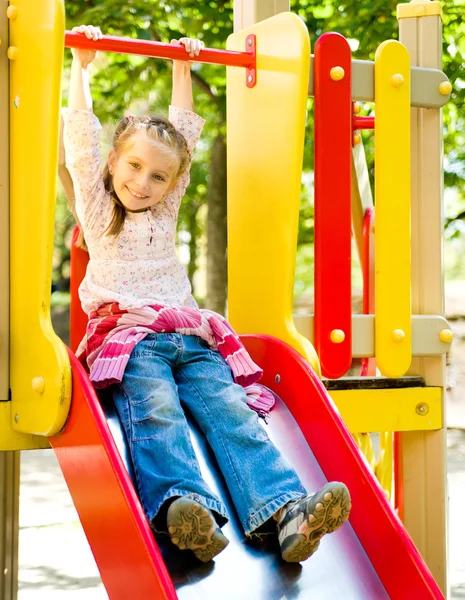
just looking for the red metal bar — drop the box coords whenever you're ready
[353,116,375,130]
[65,31,255,69]
[314,33,352,379]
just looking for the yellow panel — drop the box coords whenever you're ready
[329,387,442,433]
[227,13,320,372]
[9,0,71,436]
[374,40,411,378]
[0,404,49,451]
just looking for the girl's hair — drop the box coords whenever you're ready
[74,114,190,249]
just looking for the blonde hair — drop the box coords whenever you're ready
[74,115,190,249]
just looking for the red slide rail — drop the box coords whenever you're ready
[243,335,444,600]
[314,33,353,379]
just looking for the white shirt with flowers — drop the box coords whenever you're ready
[62,106,206,316]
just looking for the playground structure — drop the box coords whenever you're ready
[0,0,453,598]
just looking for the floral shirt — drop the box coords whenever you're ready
[62,106,205,316]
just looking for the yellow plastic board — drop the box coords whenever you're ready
[227,13,319,372]
[329,387,442,433]
[374,40,412,378]
[0,404,49,451]
[9,0,71,436]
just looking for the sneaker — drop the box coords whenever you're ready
[167,495,229,563]
[276,482,351,563]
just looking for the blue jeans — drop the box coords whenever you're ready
[111,333,306,536]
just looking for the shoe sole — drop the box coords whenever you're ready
[167,497,229,563]
[280,482,351,563]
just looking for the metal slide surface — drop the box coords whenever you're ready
[50,337,444,600]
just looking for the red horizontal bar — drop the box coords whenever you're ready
[353,116,375,130]
[65,31,255,69]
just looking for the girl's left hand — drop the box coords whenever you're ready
[170,37,204,61]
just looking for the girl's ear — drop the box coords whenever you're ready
[108,149,116,174]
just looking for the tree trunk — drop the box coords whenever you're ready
[186,202,200,297]
[206,133,227,315]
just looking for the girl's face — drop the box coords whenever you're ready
[108,134,177,212]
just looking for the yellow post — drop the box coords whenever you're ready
[9,0,71,437]
[227,12,319,371]
[374,40,412,378]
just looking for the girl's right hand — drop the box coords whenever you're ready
[71,25,103,68]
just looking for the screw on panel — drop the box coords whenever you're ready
[14,414,19,423]
[415,402,429,416]
[275,374,281,384]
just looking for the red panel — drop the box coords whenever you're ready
[49,351,177,600]
[242,334,444,600]
[65,32,255,70]
[314,33,352,379]
[70,227,89,353]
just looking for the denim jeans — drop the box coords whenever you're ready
[110,333,306,536]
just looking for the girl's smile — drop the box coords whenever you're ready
[126,186,149,200]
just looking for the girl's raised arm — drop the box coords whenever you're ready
[170,38,204,112]
[63,25,110,241]
[164,38,206,218]
[68,25,103,111]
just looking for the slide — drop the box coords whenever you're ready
[49,336,444,600]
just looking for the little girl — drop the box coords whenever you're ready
[63,24,351,565]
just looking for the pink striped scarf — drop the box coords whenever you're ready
[77,303,275,417]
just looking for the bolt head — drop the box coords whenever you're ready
[439,81,452,96]
[14,414,19,423]
[7,5,18,20]
[415,402,429,416]
[439,328,453,343]
[7,46,18,60]
[392,329,405,342]
[275,374,281,384]
[330,66,345,81]
[32,376,45,394]
[330,329,345,344]
[391,73,404,88]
